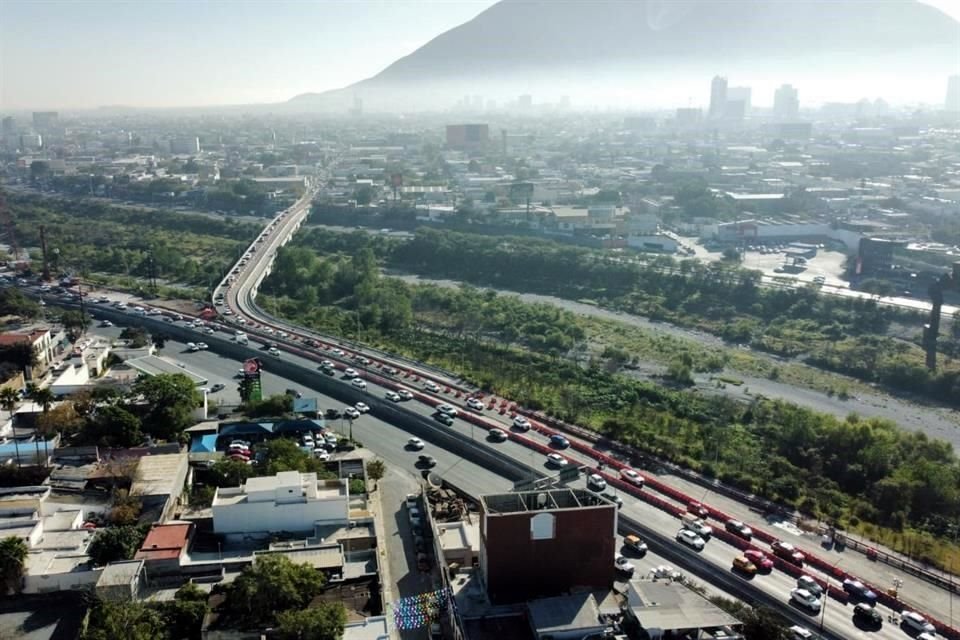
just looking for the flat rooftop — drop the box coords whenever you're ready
[528,592,602,636]
[254,545,343,570]
[125,355,207,385]
[481,488,612,514]
[625,579,742,632]
[131,453,187,497]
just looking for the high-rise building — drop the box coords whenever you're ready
[1,117,15,137]
[31,111,59,131]
[445,124,490,151]
[947,75,960,113]
[774,84,800,120]
[709,76,727,118]
[675,107,702,126]
[169,137,200,155]
[727,86,752,115]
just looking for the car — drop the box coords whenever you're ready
[652,565,681,579]
[285,388,303,399]
[789,588,821,613]
[99,320,113,327]
[268,347,281,357]
[546,453,568,467]
[602,491,623,509]
[320,360,334,369]
[614,554,635,575]
[385,391,401,402]
[787,625,814,640]
[917,633,937,640]
[772,541,805,566]
[351,378,367,390]
[586,473,607,491]
[418,455,437,468]
[434,412,454,426]
[302,434,315,447]
[343,368,358,378]
[549,434,570,449]
[424,381,440,393]
[619,468,644,487]
[676,529,706,550]
[901,611,936,634]
[732,555,757,575]
[320,365,335,376]
[344,407,360,419]
[842,578,877,605]
[853,603,882,628]
[324,408,342,420]
[383,366,399,376]
[681,516,713,539]
[512,415,531,430]
[313,449,330,461]
[407,438,425,450]
[355,402,370,413]
[397,388,414,401]
[725,519,753,540]
[196,342,209,350]
[743,550,774,572]
[332,348,345,357]
[436,403,458,417]
[687,501,709,518]
[210,383,225,393]
[488,428,508,442]
[623,535,648,556]
[797,575,824,597]
[323,433,338,446]
[187,342,199,352]
[466,397,484,411]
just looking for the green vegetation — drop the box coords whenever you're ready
[6,192,259,295]
[213,555,344,633]
[83,582,209,640]
[261,231,960,569]
[87,525,150,566]
[205,439,337,490]
[0,536,28,595]
[0,287,40,319]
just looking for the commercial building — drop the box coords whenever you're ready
[727,86,751,118]
[479,488,617,605]
[212,470,350,535]
[709,76,727,119]
[31,111,59,131]
[774,84,800,120]
[169,136,200,155]
[446,124,490,151]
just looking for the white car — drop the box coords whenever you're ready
[268,347,281,357]
[789,588,821,612]
[676,529,706,551]
[355,402,370,413]
[302,435,315,447]
[351,378,367,390]
[620,468,644,487]
[344,368,358,378]
[466,397,484,411]
[436,403,458,417]
[424,380,440,393]
[796,576,824,597]
[397,388,414,400]
[901,611,936,634]
[407,438,425,450]
[614,554,635,575]
[196,342,209,350]
[513,415,531,430]
[546,453,568,467]
[385,391,401,402]
[344,407,360,419]
[187,342,199,352]
[332,348,345,357]
[788,626,814,640]
[313,449,330,461]
[587,474,607,491]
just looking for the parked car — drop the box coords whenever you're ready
[842,579,878,605]
[789,588,821,613]
[614,554,635,576]
[676,529,706,550]
[853,603,882,628]
[725,519,753,540]
[772,541,805,566]
[619,468,644,487]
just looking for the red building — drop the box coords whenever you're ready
[479,489,617,604]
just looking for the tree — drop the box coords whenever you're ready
[0,341,37,373]
[27,384,55,413]
[35,401,85,439]
[276,605,347,640]
[365,459,386,489]
[60,310,90,337]
[0,536,28,595]
[83,405,142,448]
[132,374,200,439]
[221,555,325,626]
[0,388,19,419]
[87,525,148,566]
[82,599,166,640]
[210,459,254,487]
[119,327,150,348]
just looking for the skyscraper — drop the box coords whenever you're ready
[728,86,752,115]
[947,75,960,113]
[709,76,728,118]
[773,84,800,120]
[31,111,58,131]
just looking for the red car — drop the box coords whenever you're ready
[743,549,774,572]
[771,541,805,566]
[688,501,709,518]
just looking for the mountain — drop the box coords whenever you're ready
[289,0,960,111]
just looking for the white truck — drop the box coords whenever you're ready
[233,331,248,345]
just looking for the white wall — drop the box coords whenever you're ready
[212,497,348,535]
[23,566,100,594]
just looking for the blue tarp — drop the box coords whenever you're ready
[190,433,219,453]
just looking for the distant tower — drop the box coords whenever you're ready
[709,76,728,118]
[774,84,800,120]
[947,75,960,113]
[727,86,751,116]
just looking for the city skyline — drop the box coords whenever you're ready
[1,0,958,112]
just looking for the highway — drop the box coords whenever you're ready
[36,190,956,639]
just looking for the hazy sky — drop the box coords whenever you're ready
[1,0,957,111]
